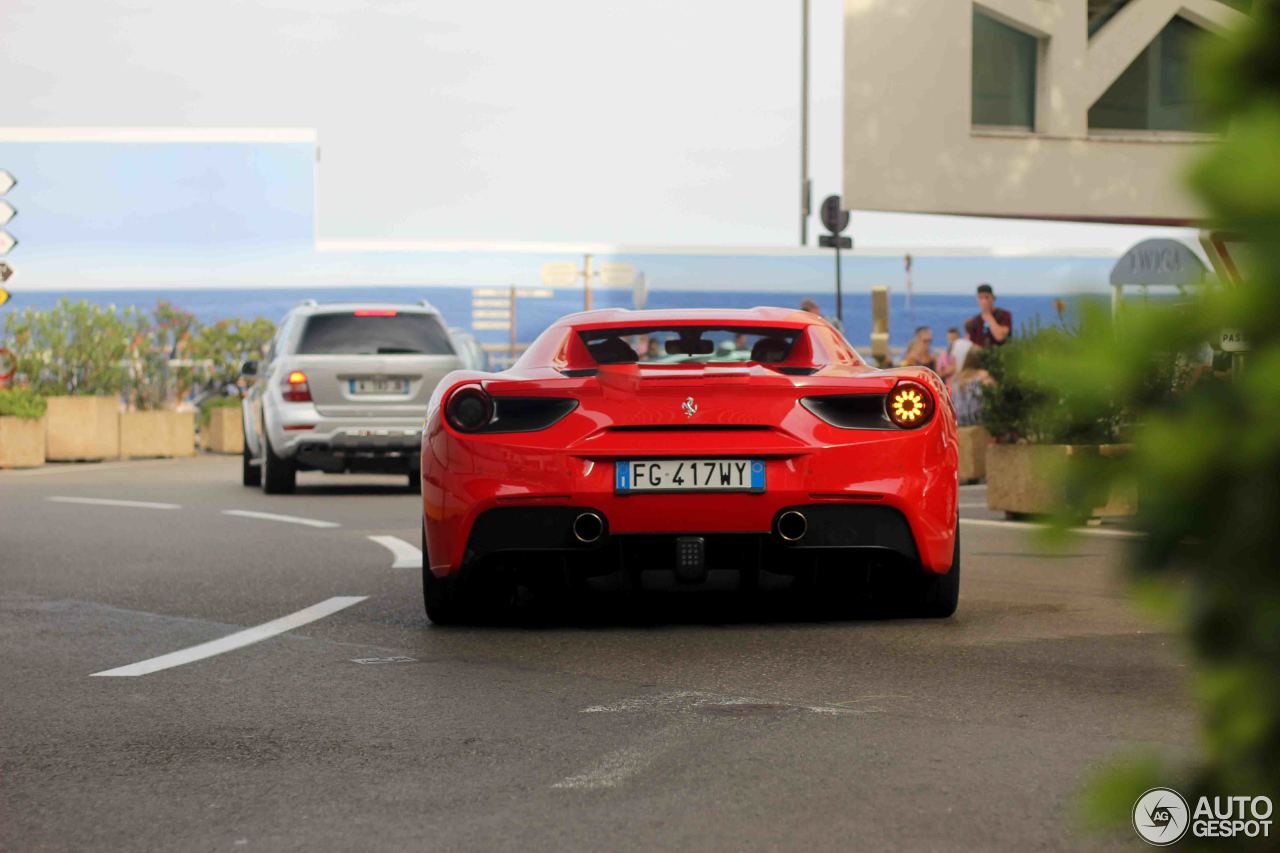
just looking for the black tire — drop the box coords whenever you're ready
[407,468,422,493]
[422,526,473,625]
[260,431,296,494]
[914,523,960,618]
[241,439,261,487]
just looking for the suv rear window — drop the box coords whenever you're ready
[296,312,456,355]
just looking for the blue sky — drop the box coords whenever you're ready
[0,137,1127,299]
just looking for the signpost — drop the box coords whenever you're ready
[818,195,852,323]
[543,256,639,311]
[0,171,14,296]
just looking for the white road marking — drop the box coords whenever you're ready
[221,509,339,528]
[958,501,989,508]
[961,517,1143,539]
[91,596,368,677]
[46,496,180,510]
[367,535,422,569]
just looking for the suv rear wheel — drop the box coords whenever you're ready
[260,431,297,494]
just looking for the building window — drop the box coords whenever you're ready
[1089,16,1208,132]
[971,10,1038,129]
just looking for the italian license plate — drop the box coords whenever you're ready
[350,377,408,395]
[615,459,765,493]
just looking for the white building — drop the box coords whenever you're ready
[842,0,1249,224]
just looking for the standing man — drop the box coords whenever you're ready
[964,284,1011,347]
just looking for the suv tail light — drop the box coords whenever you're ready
[282,370,312,402]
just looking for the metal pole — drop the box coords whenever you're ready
[509,284,517,362]
[583,253,593,312]
[800,0,810,246]
[835,241,843,323]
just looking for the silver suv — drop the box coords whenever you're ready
[240,300,468,493]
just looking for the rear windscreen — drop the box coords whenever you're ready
[579,326,801,365]
[296,313,456,355]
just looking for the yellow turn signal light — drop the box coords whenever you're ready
[886,380,934,429]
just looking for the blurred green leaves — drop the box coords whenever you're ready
[1070,0,1280,824]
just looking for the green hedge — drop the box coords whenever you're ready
[0,388,47,419]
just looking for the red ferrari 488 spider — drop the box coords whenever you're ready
[420,307,959,623]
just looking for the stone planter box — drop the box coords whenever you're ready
[957,425,988,483]
[118,410,196,459]
[45,396,120,461]
[203,407,244,455]
[986,443,1136,519]
[0,415,46,468]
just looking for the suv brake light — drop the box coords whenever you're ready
[282,370,312,402]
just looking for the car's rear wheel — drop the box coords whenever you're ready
[407,468,421,493]
[260,431,296,494]
[241,439,261,487]
[912,523,960,618]
[422,527,474,625]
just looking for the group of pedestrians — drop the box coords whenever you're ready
[900,283,1011,426]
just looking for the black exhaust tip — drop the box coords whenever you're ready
[572,512,605,544]
[776,510,807,542]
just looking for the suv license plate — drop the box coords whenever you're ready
[350,378,408,395]
[615,459,765,493]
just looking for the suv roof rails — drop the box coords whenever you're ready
[419,299,437,310]
[297,298,318,307]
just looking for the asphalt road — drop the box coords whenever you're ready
[0,456,1194,851]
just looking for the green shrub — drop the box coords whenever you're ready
[1055,2,1280,824]
[198,395,242,428]
[2,298,137,397]
[979,322,1124,446]
[0,387,47,419]
[191,316,275,393]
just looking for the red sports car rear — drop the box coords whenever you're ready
[419,307,959,623]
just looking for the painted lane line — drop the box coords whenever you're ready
[91,596,368,677]
[958,501,990,508]
[960,517,1144,539]
[221,509,339,528]
[367,535,423,569]
[47,496,181,510]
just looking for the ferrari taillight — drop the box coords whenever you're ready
[885,380,934,429]
[445,386,494,432]
[443,387,577,434]
[282,370,312,402]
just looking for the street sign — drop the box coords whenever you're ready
[1110,239,1206,287]
[0,171,14,196]
[0,262,12,283]
[818,234,852,249]
[1219,329,1249,353]
[0,287,10,307]
[541,261,578,287]
[820,195,850,235]
[0,232,15,255]
[598,262,636,287]
[0,201,14,226]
